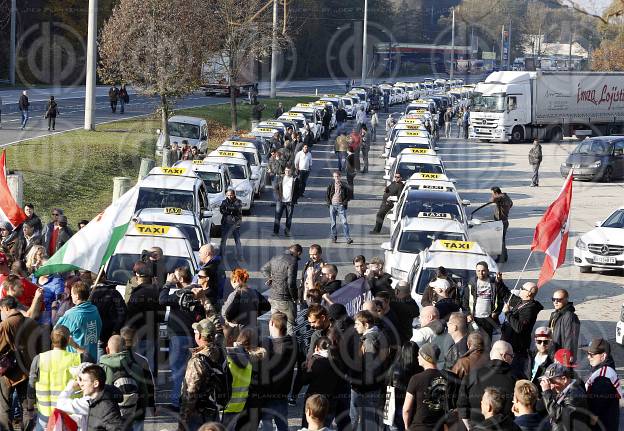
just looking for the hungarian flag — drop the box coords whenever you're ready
[0,151,27,228]
[34,185,139,276]
[531,172,574,287]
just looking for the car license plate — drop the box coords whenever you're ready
[573,164,581,169]
[594,256,616,264]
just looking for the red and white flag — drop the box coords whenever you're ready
[0,150,27,229]
[531,172,574,287]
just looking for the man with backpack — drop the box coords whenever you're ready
[99,335,148,430]
[490,186,513,263]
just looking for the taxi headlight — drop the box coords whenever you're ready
[391,268,408,280]
[237,189,250,198]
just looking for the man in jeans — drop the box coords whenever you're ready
[18,90,29,130]
[261,244,302,334]
[325,171,353,244]
[273,166,302,237]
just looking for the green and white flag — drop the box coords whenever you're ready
[35,186,140,276]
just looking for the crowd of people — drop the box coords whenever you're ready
[0,97,619,431]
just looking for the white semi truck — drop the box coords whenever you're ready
[469,71,624,143]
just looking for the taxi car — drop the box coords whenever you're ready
[135,167,212,236]
[384,136,436,174]
[408,240,498,306]
[574,205,624,273]
[382,212,468,282]
[205,150,256,213]
[383,149,446,185]
[132,207,209,253]
[218,140,267,196]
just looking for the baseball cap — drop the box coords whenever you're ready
[534,326,552,339]
[419,343,440,364]
[554,348,578,368]
[430,278,451,291]
[192,319,216,339]
[542,363,568,380]
[582,338,610,355]
[0,253,7,265]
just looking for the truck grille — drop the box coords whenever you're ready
[588,244,624,256]
[472,118,499,127]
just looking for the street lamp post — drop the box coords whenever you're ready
[84,0,98,130]
[450,8,455,79]
[9,0,16,85]
[361,0,368,85]
[270,0,278,98]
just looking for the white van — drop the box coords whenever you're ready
[156,116,209,156]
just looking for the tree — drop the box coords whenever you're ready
[592,32,624,70]
[522,2,551,57]
[99,0,212,148]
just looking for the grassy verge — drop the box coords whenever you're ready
[7,95,317,225]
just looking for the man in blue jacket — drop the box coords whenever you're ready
[55,281,102,361]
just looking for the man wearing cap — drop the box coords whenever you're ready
[583,338,622,431]
[548,289,580,359]
[540,363,589,431]
[430,278,461,321]
[402,342,445,430]
[44,212,73,257]
[529,327,553,388]
[501,282,543,378]
[179,319,227,430]
[457,340,521,428]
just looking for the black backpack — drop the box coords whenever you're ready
[111,366,140,419]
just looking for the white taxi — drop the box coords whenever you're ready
[205,150,256,213]
[382,212,468,283]
[574,206,624,273]
[384,136,436,175]
[340,96,357,119]
[383,149,446,185]
[218,140,267,196]
[408,240,498,307]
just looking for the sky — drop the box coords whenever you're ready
[565,0,612,15]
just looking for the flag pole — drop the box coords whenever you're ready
[505,249,534,306]
[91,265,106,294]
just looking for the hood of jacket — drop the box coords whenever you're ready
[227,346,250,368]
[90,385,123,406]
[427,319,447,336]
[73,301,99,316]
[593,355,616,372]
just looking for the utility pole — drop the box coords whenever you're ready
[361,0,368,85]
[9,0,16,85]
[500,24,504,69]
[270,0,278,98]
[450,8,455,79]
[508,17,512,70]
[84,0,98,130]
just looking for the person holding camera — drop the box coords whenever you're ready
[159,266,206,411]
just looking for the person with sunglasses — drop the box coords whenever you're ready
[529,327,553,391]
[501,282,543,378]
[547,289,580,359]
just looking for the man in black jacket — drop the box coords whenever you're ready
[273,166,302,236]
[325,171,353,244]
[196,243,225,310]
[258,312,297,430]
[219,189,244,261]
[501,282,543,378]
[336,105,348,133]
[370,172,404,234]
[392,281,419,345]
[18,90,29,129]
[490,187,513,262]
[540,363,590,431]
[548,289,581,359]
[89,274,127,359]
[366,256,392,295]
[261,244,302,335]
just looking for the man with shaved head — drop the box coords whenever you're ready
[411,306,452,369]
[457,340,522,428]
[99,334,149,427]
[501,281,543,377]
[196,243,225,309]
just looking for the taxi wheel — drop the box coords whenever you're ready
[579,266,592,273]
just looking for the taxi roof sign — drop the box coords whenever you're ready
[223,141,254,147]
[417,212,452,219]
[134,224,171,235]
[432,240,476,252]
[410,173,449,181]
[402,148,435,155]
[164,207,182,215]
[403,131,423,137]
[160,167,187,175]
[216,150,238,157]
[255,128,276,133]
[296,103,313,107]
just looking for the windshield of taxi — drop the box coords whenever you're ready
[391,142,430,157]
[107,254,193,285]
[169,122,200,139]
[195,171,223,193]
[573,140,613,156]
[396,162,444,178]
[401,200,463,222]
[136,188,195,212]
[397,231,466,253]
[414,268,472,295]
[227,164,247,180]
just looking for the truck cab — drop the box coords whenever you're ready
[156,116,209,156]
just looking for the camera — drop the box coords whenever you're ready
[140,249,151,263]
[175,288,201,313]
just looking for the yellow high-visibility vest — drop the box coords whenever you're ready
[223,356,252,413]
[35,349,82,416]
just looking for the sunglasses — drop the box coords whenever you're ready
[535,339,550,345]
[197,275,208,279]
[586,352,599,357]
[552,297,565,302]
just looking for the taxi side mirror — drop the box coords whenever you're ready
[201,210,213,219]
[381,242,391,251]
[383,174,390,181]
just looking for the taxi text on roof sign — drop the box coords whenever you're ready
[135,224,170,235]
[296,103,312,107]
[418,212,452,219]
[404,131,423,136]
[217,151,237,157]
[225,141,251,147]
[439,240,475,251]
[164,207,182,215]
[409,148,432,154]
[192,159,205,164]
[415,173,443,180]
[403,119,419,124]
[257,128,275,133]
[161,167,186,175]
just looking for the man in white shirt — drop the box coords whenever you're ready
[293,144,312,196]
[273,166,301,237]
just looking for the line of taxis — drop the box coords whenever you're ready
[378,100,506,306]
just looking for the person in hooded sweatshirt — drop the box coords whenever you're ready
[55,281,102,360]
[474,387,521,431]
[548,289,580,360]
[512,380,550,431]
[411,306,453,369]
[501,282,543,378]
[582,338,622,431]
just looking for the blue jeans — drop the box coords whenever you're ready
[20,109,29,128]
[329,204,351,241]
[169,335,193,408]
[35,413,48,431]
[261,398,288,431]
[349,389,383,431]
[336,152,346,171]
[273,201,294,234]
[120,98,125,113]
[220,223,243,259]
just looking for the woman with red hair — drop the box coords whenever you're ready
[222,268,270,331]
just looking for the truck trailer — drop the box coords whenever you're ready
[469,71,624,143]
